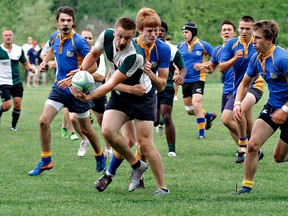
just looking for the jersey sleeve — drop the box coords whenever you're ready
[220,39,233,63]
[158,43,171,69]
[94,30,106,52]
[118,54,144,77]
[174,50,185,70]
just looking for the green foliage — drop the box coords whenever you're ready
[1,0,287,51]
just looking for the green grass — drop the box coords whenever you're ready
[1,83,287,216]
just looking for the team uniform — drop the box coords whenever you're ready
[211,44,234,112]
[177,38,216,137]
[157,42,185,107]
[0,44,25,100]
[220,36,264,97]
[246,45,288,142]
[0,43,26,130]
[177,38,213,96]
[95,29,154,121]
[47,30,92,115]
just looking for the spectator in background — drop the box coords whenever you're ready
[26,41,38,87]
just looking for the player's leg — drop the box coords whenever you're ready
[134,119,168,194]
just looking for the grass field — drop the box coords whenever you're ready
[1,82,287,216]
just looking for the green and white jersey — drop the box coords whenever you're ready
[95,29,152,94]
[0,44,26,85]
[166,42,185,88]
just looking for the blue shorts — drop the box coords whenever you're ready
[258,103,288,143]
[0,83,24,102]
[221,92,234,113]
[48,86,92,113]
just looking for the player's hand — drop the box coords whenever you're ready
[235,49,244,60]
[67,68,80,77]
[233,104,243,123]
[271,108,288,125]
[58,77,72,89]
[47,60,57,69]
[40,62,47,72]
[143,61,152,75]
[131,84,146,96]
[70,86,89,102]
[173,74,183,85]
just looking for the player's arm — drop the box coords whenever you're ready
[40,48,54,72]
[81,48,101,72]
[233,74,253,122]
[144,62,168,92]
[71,70,127,101]
[219,49,243,72]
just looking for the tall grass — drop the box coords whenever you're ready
[1,83,287,216]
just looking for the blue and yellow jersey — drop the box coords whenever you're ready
[211,44,233,94]
[135,37,171,75]
[177,38,213,83]
[246,45,288,109]
[50,30,91,94]
[220,36,264,95]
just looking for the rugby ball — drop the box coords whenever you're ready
[71,70,95,94]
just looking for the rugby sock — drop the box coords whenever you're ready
[168,144,175,153]
[108,151,124,176]
[0,105,7,119]
[11,108,21,128]
[131,160,141,169]
[94,149,104,162]
[202,109,213,120]
[238,137,247,152]
[41,151,52,164]
[135,150,146,162]
[242,179,253,192]
[197,118,205,137]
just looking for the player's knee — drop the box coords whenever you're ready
[273,150,285,163]
[247,140,260,153]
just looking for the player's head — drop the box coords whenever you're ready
[238,16,254,42]
[220,20,236,43]
[114,17,136,51]
[81,30,94,48]
[136,7,161,31]
[157,21,168,42]
[2,30,14,44]
[56,6,76,34]
[182,22,197,42]
[252,20,279,44]
[136,7,161,45]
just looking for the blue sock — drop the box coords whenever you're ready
[197,118,205,137]
[205,112,213,120]
[41,156,51,164]
[94,153,104,162]
[108,154,124,176]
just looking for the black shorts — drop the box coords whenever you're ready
[258,103,288,143]
[91,95,107,114]
[0,83,24,102]
[105,90,155,121]
[157,87,174,108]
[182,81,205,98]
[248,87,263,104]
